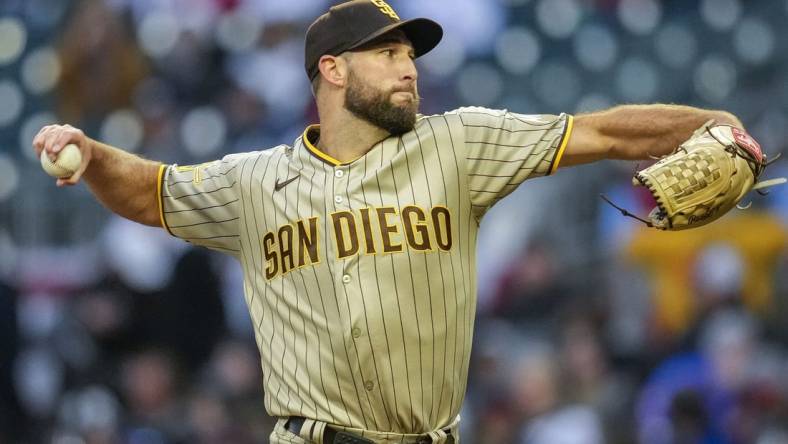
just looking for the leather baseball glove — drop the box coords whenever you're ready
[603,120,785,230]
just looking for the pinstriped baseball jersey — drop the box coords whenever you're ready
[157,107,573,436]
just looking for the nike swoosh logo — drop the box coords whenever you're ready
[274,175,300,191]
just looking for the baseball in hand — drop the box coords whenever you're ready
[40,143,82,178]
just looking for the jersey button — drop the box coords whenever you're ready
[335,195,343,204]
[351,327,362,338]
[335,170,344,178]
[342,274,351,284]
[364,380,374,391]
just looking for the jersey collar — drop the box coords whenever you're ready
[302,124,396,167]
[303,125,360,167]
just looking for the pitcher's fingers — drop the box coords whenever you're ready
[52,125,80,154]
[43,127,66,156]
[57,172,83,186]
[32,129,44,152]
[51,130,81,156]
[57,178,77,187]
[32,125,56,156]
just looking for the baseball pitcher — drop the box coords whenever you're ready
[33,1,778,443]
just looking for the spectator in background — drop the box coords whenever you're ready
[155,248,227,369]
[186,388,250,444]
[186,339,270,443]
[120,349,186,441]
[57,0,148,125]
[558,314,634,444]
[637,308,787,444]
[465,320,524,443]
[511,340,605,444]
[0,278,22,442]
[677,243,745,352]
[489,239,570,326]
[668,389,723,444]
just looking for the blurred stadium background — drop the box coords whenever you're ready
[1,0,788,442]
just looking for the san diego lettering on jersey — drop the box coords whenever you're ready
[262,205,452,280]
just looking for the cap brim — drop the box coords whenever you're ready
[348,18,443,59]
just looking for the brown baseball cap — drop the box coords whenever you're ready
[305,0,443,81]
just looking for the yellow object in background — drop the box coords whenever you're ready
[627,212,786,335]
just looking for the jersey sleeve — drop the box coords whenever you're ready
[158,154,244,255]
[450,106,573,212]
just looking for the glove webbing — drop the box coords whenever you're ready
[655,153,722,203]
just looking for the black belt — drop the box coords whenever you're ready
[285,417,454,444]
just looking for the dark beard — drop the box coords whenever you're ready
[344,70,419,136]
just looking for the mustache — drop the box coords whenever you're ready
[390,87,420,101]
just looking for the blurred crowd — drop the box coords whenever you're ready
[2,0,788,443]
